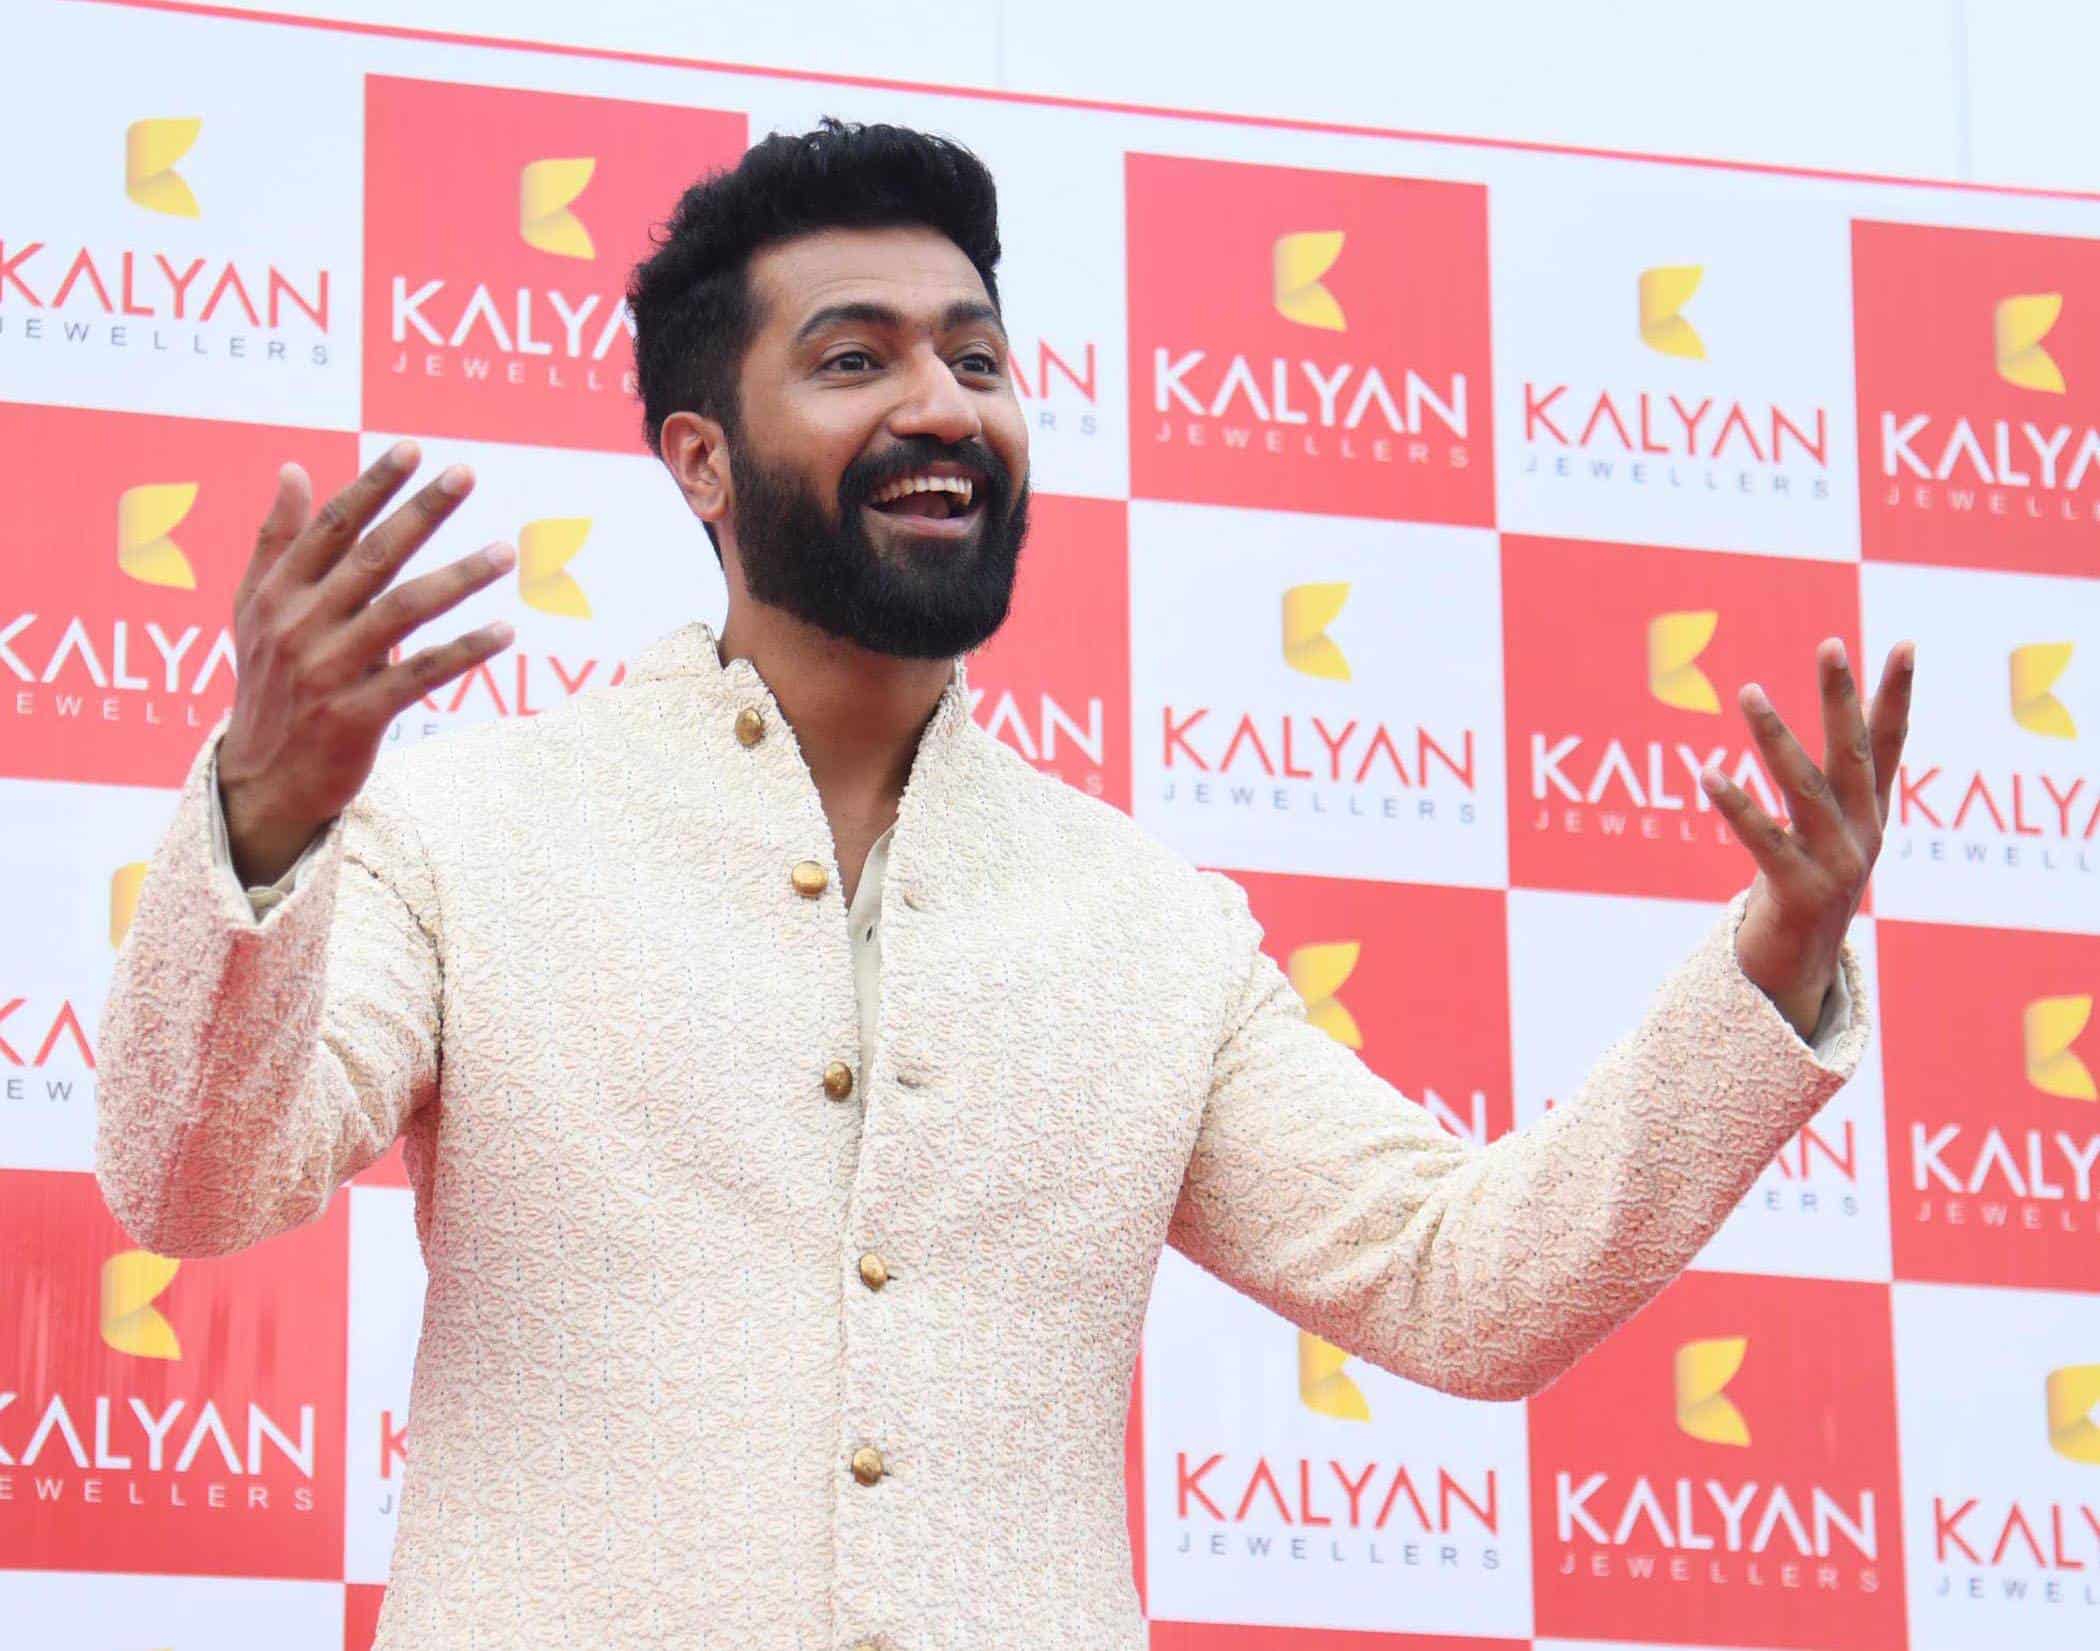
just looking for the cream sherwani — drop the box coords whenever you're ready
[95,619,1868,1651]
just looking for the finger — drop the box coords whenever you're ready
[1702,765,1808,884]
[313,462,477,619]
[235,463,312,609]
[1816,636,1878,832]
[328,540,517,670]
[270,439,421,591]
[350,620,516,723]
[1738,680,1846,852]
[1867,640,1917,825]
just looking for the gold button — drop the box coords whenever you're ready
[823,1061,855,1101]
[850,1445,885,1485]
[734,707,765,746]
[791,860,828,898]
[858,1253,889,1291]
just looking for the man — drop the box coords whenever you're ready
[96,121,1910,1650]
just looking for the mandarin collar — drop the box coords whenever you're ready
[627,619,975,750]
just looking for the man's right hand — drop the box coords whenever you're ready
[216,440,518,888]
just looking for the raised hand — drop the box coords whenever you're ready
[216,441,517,885]
[1699,637,1916,1040]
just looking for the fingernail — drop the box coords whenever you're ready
[486,542,516,572]
[1829,637,1847,669]
[388,439,418,468]
[1700,766,1725,793]
[488,621,515,646]
[1743,682,1769,712]
[438,464,472,496]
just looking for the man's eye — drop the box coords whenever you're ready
[957,352,1000,376]
[826,350,876,372]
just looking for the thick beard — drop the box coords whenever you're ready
[725,437,1030,661]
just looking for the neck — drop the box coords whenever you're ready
[714,597,955,829]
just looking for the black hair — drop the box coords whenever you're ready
[627,117,1004,546]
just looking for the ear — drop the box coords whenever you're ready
[660,410,732,535]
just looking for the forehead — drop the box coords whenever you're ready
[746,224,994,335]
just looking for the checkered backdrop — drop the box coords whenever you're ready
[5,3,2100,1648]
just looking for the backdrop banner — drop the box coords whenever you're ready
[4,4,2099,1648]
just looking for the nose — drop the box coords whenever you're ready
[886,344,983,448]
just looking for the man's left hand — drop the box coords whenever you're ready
[1700,637,1917,1042]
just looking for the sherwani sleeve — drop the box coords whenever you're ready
[1164,872,1871,1401]
[94,712,442,1258]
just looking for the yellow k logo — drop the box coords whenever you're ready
[1273,231,1347,332]
[1287,941,1364,1049]
[125,117,201,217]
[1282,582,1351,680]
[117,483,201,591]
[1675,1335,1751,1446]
[2024,995,2097,1101]
[1298,1331,1370,1421]
[518,518,593,618]
[1996,294,2066,394]
[2010,643,2077,739]
[520,158,597,259]
[1638,265,1706,360]
[102,1249,182,1361]
[2047,1364,2100,1463]
[1647,610,1721,714]
[110,862,148,950]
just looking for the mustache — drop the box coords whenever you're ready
[838,437,1011,509]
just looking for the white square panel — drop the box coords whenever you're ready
[1129,498,1505,885]
[1141,1248,1533,1637]
[1493,179,1860,560]
[1893,1280,2100,1650]
[1510,888,1891,1281]
[1864,560,2100,934]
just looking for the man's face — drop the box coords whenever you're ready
[720,224,1031,660]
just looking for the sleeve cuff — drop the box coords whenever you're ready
[1807,964,1854,1063]
[205,737,326,919]
[1714,886,1871,1080]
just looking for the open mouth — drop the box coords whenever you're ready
[862,472,983,536]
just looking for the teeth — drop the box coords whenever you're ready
[871,474,975,506]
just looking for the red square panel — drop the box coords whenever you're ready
[363,76,746,452]
[1229,872,1512,1147]
[0,403,359,787]
[1529,1270,1905,1648]
[1854,220,2100,576]
[0,1167,348,1579]
[1879,919,2100,1292]
[966,494,1130,810]
[1503,532,1860,900]
[1127,153,1492,525]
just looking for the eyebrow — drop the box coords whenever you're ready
[792,298,1005,345]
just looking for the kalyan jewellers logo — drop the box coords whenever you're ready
[387,153,634,380]
[1928,1363,2100,1591]
[1158,581,1479,816]
[1674,1335,1751,1446]
[1891,642,2100,865]
[1638,265,1706,360]
[0,1245,318,1511]
[1555,1335,1880,1573]
[1521,262,1830,500]
[2048,1364,2100,1463]
[517,516,593,618]
[3,475,238,708]
[1529,608,1779,827]
[1152,229,1470,449]
[0,115,333,361]
[1879,291,2100,522]
[1908,993,2100,1224]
